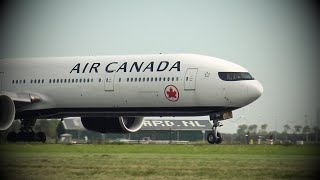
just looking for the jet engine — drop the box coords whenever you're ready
[0,95,15,130]
[81,116,144,133]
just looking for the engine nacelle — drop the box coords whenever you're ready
[0,95,15,130]
[81,116,144,133]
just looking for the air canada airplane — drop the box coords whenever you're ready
[0,54,263,144]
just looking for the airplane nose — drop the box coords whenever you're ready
[247,80,263,103]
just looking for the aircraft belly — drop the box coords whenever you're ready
[15,106,239,119]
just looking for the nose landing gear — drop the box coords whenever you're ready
[207,111,232,144]
[207,120,223,144]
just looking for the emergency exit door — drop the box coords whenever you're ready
[184,68,198,90]
[104,72,115,91]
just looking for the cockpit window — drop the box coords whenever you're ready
[218,72,254,81]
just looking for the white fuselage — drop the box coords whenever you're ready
[0,54,263,119]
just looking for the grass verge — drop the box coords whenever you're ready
[0,144,319,180]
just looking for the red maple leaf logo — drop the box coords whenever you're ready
[164,85,179,102]
[166,88,177,98]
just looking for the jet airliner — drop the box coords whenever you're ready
[0,54,263,144]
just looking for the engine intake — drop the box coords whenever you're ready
[0,95,15,130]
[81,116,144,133]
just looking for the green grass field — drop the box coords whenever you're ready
[0,144,319,180]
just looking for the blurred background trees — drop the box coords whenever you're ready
[0,119,319,144]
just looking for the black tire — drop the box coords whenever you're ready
[207,132,216,144]
[37,132,46,143]
[7,131,17,142]
[18,131,27,141]
[216,132,223,144]
[27,131,36,141]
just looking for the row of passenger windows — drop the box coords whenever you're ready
[49,78,94,84]
[12,77,181,84]
[12,78,94,84]
[119,77,179,83]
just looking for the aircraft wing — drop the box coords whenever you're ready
[0,91,41,109]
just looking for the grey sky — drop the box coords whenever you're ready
[1,0,319,133]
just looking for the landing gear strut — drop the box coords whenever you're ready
[206,111,233,144]
[207,120,223,144]
[7,119,46,143]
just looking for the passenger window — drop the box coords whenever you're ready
[91,78,93,82]
[131,78,133,82]
[42,79,44,83]
[72,79,74,83]
[139,78,141,82]
[119,78,121,82]
[147,78,149,82]
[176,77,179,81]
[172,77,174,81]
[135,78,137,82]
[49,79,51,83]
[155,77,157,82]
[24,80,26,84]
[19,80,22,84]
[76,79,78,83]
[87,78,90,82]
[167,77,170,81]
[68,79,70,83]
[38,80,40,83]
[143,78,145,82]
[151,77,153,82]
[163,77,165,81]
[106,78,108,82]
[64,79,67,83]
[80,79,82,83]
[159,78,161,82]
[57,79,59,83]
[186,77,189,81]
[99,78,102,83]
[127,78,129,82]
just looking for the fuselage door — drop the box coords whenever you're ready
[184,68,198,90]
[104,72,115,91]
[0,72,3,91]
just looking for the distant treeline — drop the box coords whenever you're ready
[234,124,319,144]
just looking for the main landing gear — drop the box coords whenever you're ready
[7,119,46,143]
[207,120,223,144]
